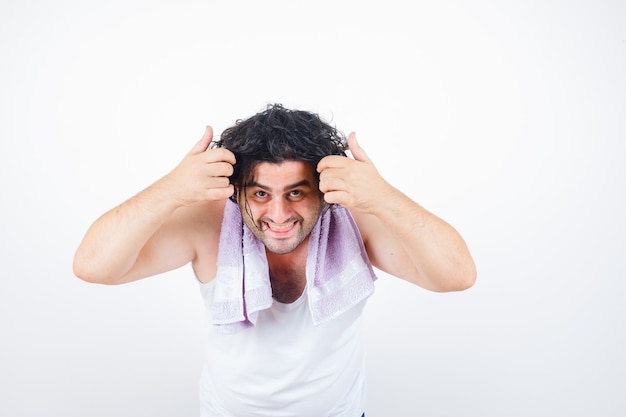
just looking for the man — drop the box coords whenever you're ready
[74,103,476,416]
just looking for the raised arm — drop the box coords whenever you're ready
[317,133,476,292]
[73,127,235,285]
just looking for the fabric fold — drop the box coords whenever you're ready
[212,199,377,333]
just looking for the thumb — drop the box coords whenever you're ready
[188,126,213,155]
[347,132,372,164]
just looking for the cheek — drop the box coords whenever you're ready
[237,198,260,223]
[302,199,324,220]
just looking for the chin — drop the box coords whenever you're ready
[263,236,305,255]
[265,244,297,255]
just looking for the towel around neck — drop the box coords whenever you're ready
[211,199,377,334]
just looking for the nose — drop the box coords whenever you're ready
[267,197,292,224]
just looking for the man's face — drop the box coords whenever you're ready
[238,160,324,255]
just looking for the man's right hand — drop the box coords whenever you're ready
[73,126,234,284]
[159,126,236,207]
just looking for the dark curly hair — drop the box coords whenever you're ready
[210,103,347,196]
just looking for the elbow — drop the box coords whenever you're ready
[428,258,476,293]
[73,258,100,284]
[459,265,477,291]
[73,255,117,285]
[450,258,477,291]
[444,244,477,291]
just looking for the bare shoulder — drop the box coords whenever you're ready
[349,208,404,278]
[349,210,380,247]
[185,199,227,284]
[179,198,226,229]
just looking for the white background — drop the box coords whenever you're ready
[1,1,625,416]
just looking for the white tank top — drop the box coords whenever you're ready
[198,280,368,417]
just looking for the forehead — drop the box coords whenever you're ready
[248,160,317,188]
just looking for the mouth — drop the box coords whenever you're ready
[263,221,297,235]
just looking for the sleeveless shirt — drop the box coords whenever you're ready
[198,280,368,417]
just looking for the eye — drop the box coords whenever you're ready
[288,190,305,200]
[254,190,267,198]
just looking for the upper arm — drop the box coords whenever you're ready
[352,207,477,292]
[351,211,421,284]
[120,201,224,284]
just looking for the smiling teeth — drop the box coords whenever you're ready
[267,222,294,231]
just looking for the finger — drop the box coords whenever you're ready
[206,176,232,189]
[318,174,347,194]
[322,190,351,206]
[347,132,372,164]
[209,161,235,177]
[205,184,235,201]
[204,148,237,165]
[188,126,214,155]
[317,155,349,173]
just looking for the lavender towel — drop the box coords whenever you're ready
[211,199,377,334]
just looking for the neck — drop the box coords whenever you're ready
[266,240,308,303]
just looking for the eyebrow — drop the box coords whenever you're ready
[247,179,313,192]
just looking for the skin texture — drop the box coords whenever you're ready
[238,161,324,256]
[236,161,325,303]
[71,113,476,416]
[73,125,476,295]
